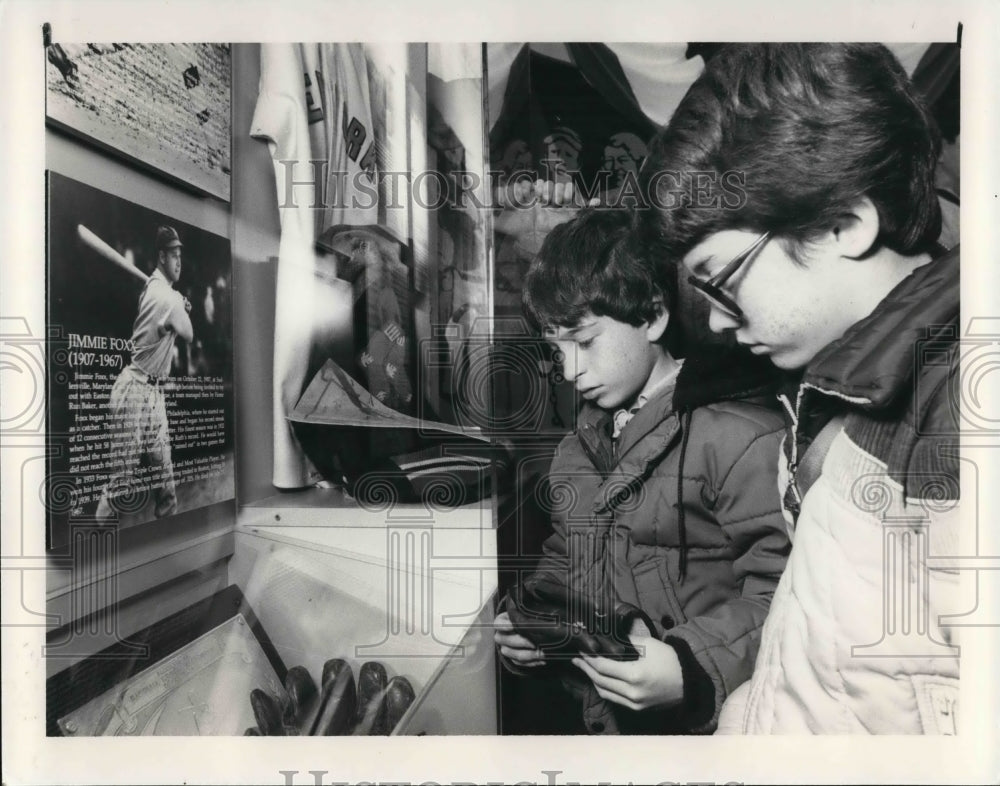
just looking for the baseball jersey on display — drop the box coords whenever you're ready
[252,43,388,488]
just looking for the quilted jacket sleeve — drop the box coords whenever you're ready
[661,410,790,732]
[496,432,583,676]
[527,430,601,588]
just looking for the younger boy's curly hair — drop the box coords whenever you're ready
[523,208,678,345]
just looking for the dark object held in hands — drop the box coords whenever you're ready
[504,577,654,661]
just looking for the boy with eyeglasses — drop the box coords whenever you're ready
[641,44,961,734]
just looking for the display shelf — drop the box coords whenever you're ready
[241,485,493,526]
[237,485,496,571]
[230,526,498,734]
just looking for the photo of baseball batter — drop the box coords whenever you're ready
[46,172,235,545]
[93,225,192,522]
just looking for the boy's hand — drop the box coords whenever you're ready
[494,611,546,668]
[572,633,685,711]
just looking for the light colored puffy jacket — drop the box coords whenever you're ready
[720,248,962,734]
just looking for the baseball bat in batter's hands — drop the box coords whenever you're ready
[77,224,149,284]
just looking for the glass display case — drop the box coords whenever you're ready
[45,42,502,737]
[227,42,500,735]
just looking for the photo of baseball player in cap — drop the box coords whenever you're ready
[95,225,193,521]
[46,173,235,546]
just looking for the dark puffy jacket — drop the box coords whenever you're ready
[519,351,791,734]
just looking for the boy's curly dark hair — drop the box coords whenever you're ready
[523,208,678,347]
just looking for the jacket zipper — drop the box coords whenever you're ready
[777,391,798,433]
[777,391,799,469]
[776,389,806,520]
[780,382,873,521]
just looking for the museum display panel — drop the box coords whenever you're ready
[44,41,501,737]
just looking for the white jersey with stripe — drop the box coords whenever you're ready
[251,43,382,488]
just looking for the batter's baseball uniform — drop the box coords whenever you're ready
[95,268,181,520]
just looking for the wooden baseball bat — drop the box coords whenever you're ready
[77,224,149,284]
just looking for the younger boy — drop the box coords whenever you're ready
[494,208,790,734]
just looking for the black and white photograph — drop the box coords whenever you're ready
[2,1,999,785]
[46,171,235,545]
[45,42,232,200]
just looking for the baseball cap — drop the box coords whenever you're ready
[156,225,183,251]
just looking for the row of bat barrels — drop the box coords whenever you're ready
[246,659,415,736]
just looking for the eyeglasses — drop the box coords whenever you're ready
[687,231,771,323]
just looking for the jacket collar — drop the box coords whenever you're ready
[575,405,617,477]
[574,345,783,474]
[612,362,683,438]
[614,383,679,464]
[801,247,959,411]
[575,398,677,485]
[672,346,784,411]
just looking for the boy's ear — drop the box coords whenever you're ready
[645,299,670,343]
[831,196,880,259]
